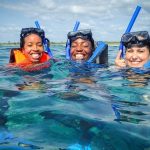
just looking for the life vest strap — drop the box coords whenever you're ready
[9,48,50,64]
[9,48,21,63]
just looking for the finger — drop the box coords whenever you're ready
[116,50,122,59]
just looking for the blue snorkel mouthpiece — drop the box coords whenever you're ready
[87,41,108,63]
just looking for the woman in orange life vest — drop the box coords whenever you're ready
[9,27,51,71]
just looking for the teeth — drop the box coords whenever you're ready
[76,54,84,60]
[132,61,140,64]
[31,53,40,59]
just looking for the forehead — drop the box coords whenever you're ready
[24,33,42,41]
[127,45,149,50]
[71,38,91,44]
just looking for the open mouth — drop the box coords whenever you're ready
[31,53,42,60]
[75,54,84,60]
[131,61,141,64]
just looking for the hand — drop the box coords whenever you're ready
[115,50,126,67]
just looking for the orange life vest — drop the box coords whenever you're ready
[9,48,50,64]
[9,48,51,71]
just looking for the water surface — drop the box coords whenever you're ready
[0,45,150,150]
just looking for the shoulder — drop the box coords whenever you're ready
[40,52,51,62]
[9,48,22,63]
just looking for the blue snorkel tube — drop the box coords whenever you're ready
[35,20,53,58]
[112,6,141,120]
[119,5,141,58]
[87,41,108,63]
[66,21,107,63]
[66,21,80,60]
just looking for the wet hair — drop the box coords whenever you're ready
[126,43,150,54]
[68,29,95,50]
[70,37,95,51]
[67,29,108,65]
[121,31,150,52]
[20,27,45,48]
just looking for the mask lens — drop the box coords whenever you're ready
[121,33,133,43]
[21,28,45,39]
[135,31,149,41]
[67,29,92,41]
[20,28,45,48]
[121,31,150,47]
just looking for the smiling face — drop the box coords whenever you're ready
[70,38,93,61]
[22,34,44,63]
[125,46,150,68]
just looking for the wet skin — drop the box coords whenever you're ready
[22,34,44,63]
[125,46,150,68]
[70,38,92,61]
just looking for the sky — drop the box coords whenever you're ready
[0,0,150,43]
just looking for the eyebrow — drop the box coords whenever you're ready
[72,41,91,45]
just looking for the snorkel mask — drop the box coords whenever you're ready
[20,27,45,48]
[67,29,95,49]
[121,31,150,49]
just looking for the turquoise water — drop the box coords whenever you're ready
[0,45,150,150]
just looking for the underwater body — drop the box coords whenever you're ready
[0,45,150,150]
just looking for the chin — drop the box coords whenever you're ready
[127,61,143,68]
[130,64,143,68]
[31,59,41,63]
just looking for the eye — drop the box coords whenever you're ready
[82,43,89,47]
[138,48,147,53]
[37,43,43,47]
[126,49,133,53]
[71,44,77,48]
[27,44,33,47]
[138,50,145,53]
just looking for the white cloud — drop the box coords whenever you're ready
[80,22,92,29]
[71,5,85,13]
[38,0,56,9]
[0,0,149,42]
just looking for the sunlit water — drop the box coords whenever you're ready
[0,45,150,150]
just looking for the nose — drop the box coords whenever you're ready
[32,45,39,51]
[131,52,139,60]
[76,45,83,52]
